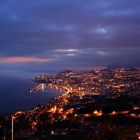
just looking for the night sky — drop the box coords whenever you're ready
[0,0,140,72]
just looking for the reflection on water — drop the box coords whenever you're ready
[0,71,61,115]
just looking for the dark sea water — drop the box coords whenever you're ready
[0,70,61,115]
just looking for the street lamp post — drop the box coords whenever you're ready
[12,116,15,140]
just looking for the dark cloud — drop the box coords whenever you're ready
[0,0,140,71]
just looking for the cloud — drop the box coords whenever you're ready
[65,54,76,56]
[0,57,52,63]
[55,49,79,53]
[96,51,108,56]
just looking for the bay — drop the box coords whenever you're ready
[0,70,61,115]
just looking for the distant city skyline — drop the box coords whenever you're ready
[0,0,140,72]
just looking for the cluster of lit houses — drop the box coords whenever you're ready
[34,67,140,96]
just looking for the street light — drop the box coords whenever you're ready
[12,116,15,140]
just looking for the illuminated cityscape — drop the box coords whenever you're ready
[1,68,140,139]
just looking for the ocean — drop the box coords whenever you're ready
[0,70,61,115]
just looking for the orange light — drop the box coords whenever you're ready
[93,110,103,116]
[93,110,98,115]
[84,114,90,117]
[109,111,117,116]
